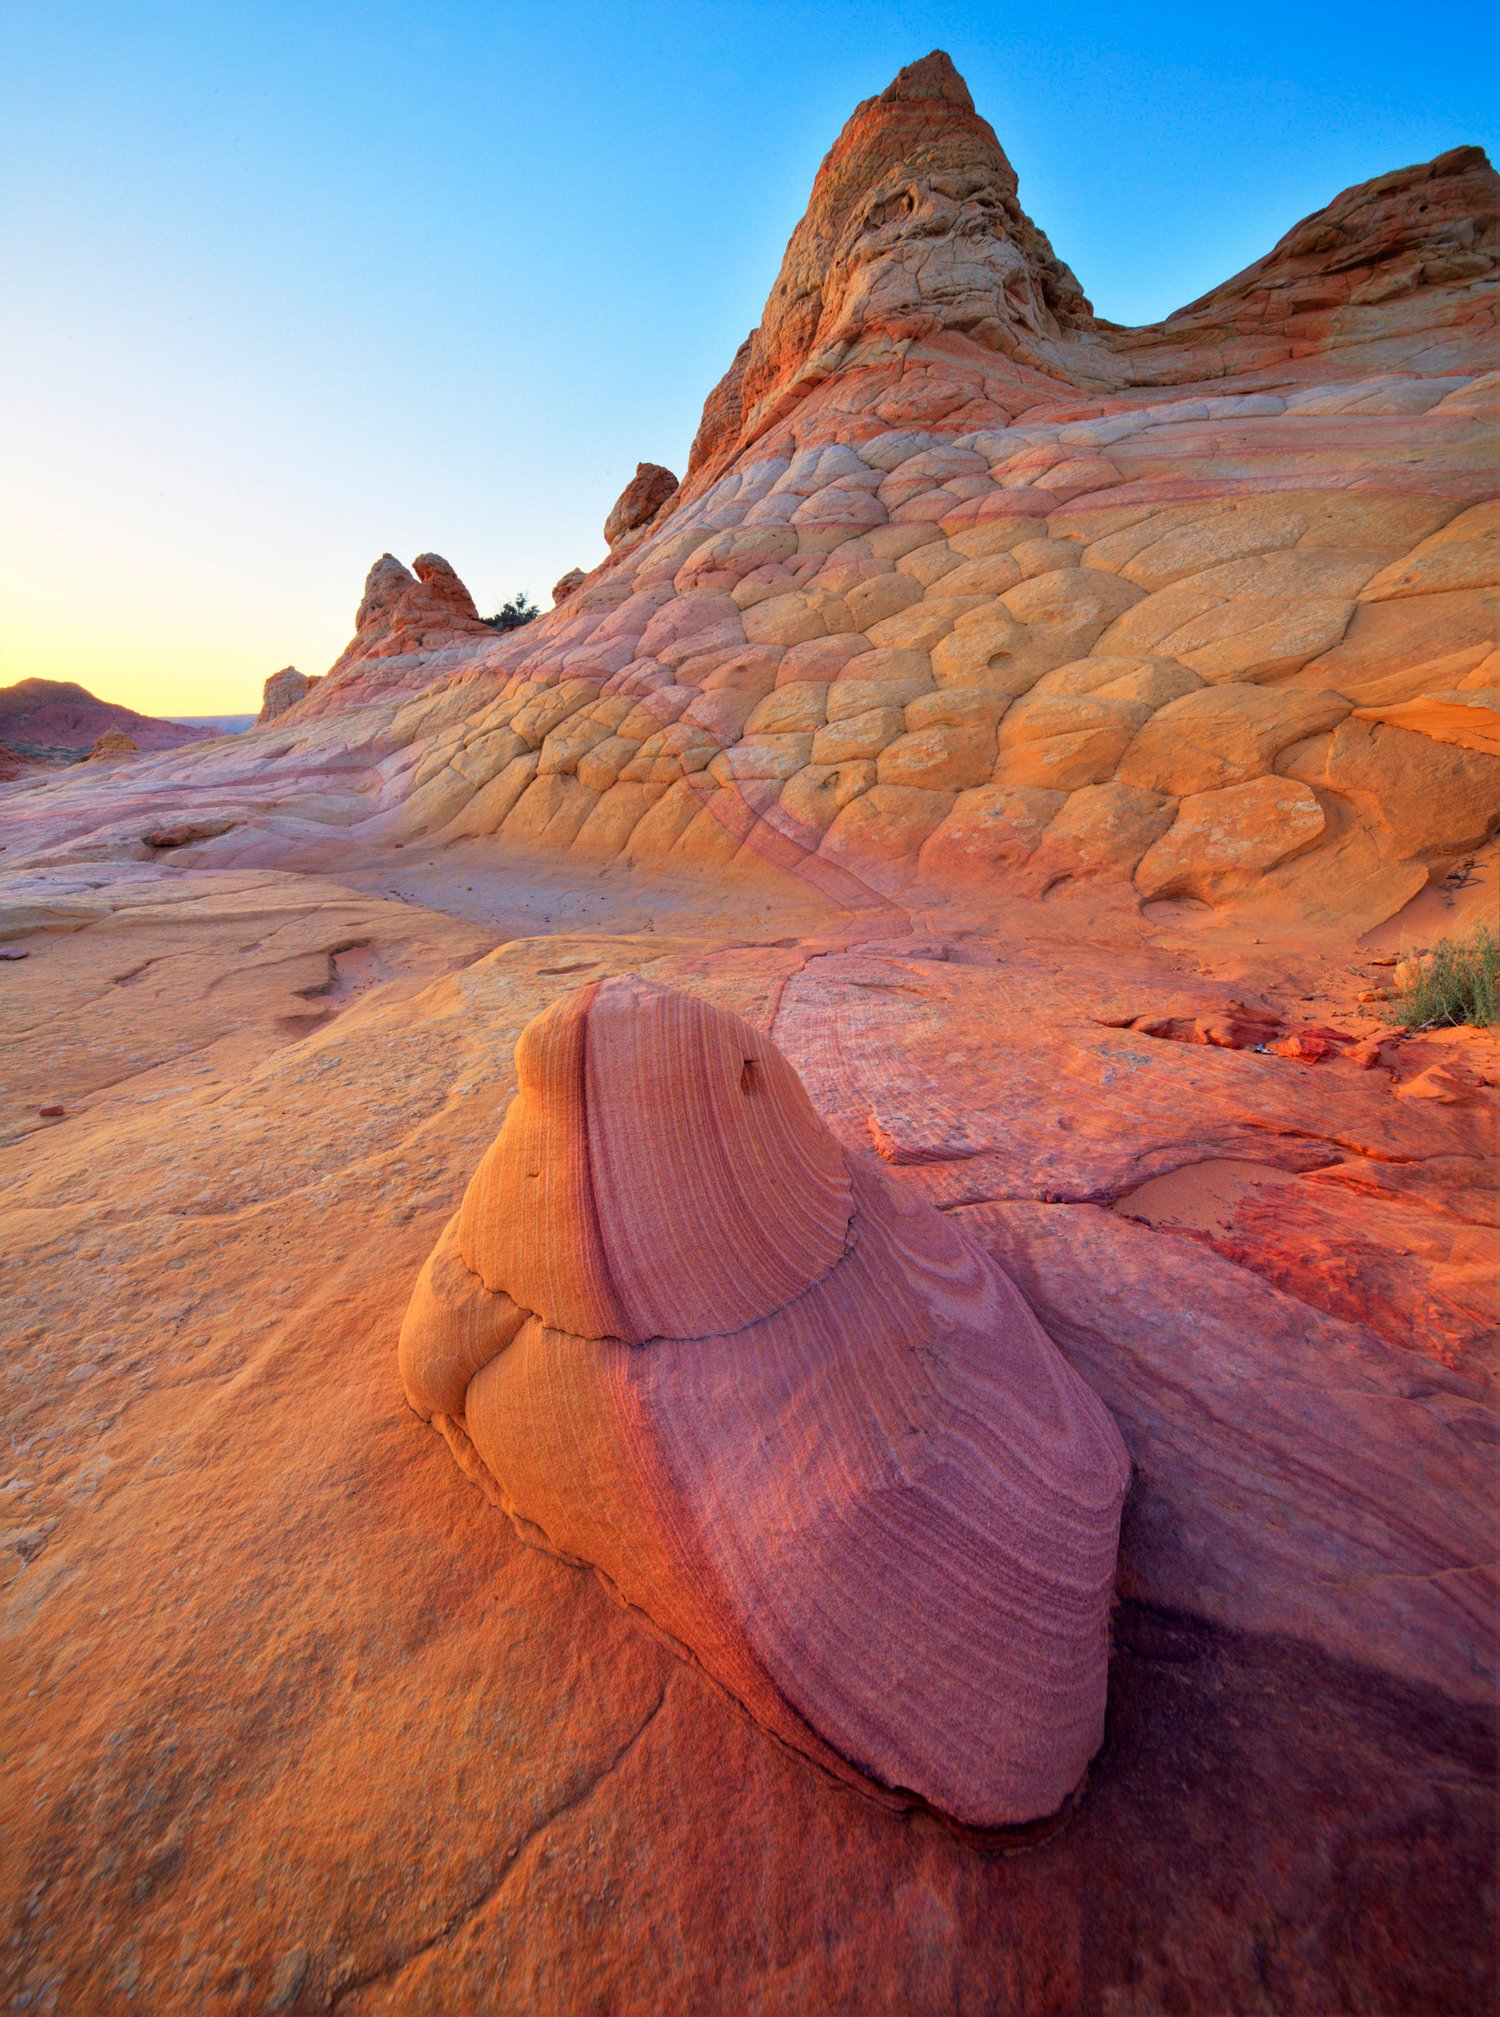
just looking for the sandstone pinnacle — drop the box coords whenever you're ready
[300,548,492,713]
[685,50,1093,484]
[878,48,974,108]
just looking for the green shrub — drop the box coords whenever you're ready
[1391,922,1497,1029]
[485,592,539,631]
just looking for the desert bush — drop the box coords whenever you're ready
[1391,922,1496,1029]
[486,592,539,631]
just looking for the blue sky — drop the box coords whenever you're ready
[3,0,1495,714]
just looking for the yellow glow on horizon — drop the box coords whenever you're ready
[0,536,353,722]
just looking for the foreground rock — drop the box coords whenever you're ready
[0,863,1492,2012]
[401,975,1129,1829]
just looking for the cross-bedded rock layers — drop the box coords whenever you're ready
[399,975,1131,1829]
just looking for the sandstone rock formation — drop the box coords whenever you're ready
[86,730,139,759]
[257,664,319,722]
[401,973,1130,1829]
[551,566,586,604]
[0,49,1496,2017]
[603,462,679,550]
[296,551,492,717]
[4,54,1495,935]
[683,49,1096,485]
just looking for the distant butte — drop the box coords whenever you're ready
[0,677,206,762]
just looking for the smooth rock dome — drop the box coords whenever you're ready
[401,975,1132,1828]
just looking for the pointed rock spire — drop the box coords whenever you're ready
[878,48,974,107]
[684,51,1091,484]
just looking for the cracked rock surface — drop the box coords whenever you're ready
[0,844,1493,2014]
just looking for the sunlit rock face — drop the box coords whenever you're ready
[257,666,317,723]
[400,975,1131,1830]
[6,52,1497,934]
[683,51,1096,484]
[300,53,1497,932]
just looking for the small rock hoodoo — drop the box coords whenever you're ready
[603,461,680,551]
[257,665,318,723]
[400,975,1131,1828]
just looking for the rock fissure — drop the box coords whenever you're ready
[326,1681,672,2013]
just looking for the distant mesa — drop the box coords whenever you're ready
[603,462,679,551]
[258,665,320,724]
[400,976,1130,1829]
[0,678,206,763]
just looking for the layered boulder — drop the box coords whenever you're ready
[399,975,1131,1830]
